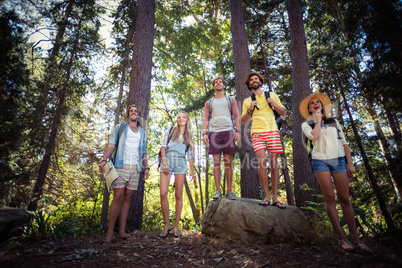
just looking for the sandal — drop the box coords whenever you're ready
[100,239,112,245]
[340,239,355,251]
[159,229,171,239]
[173,228,182,238]
[354,241,374,254]
[259,199,270,206]
[271,201,286,209]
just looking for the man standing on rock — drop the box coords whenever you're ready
[202,77,241,200]
[99,104,150,244]
[241,72,287,209]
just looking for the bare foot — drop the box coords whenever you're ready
[340,239,355,251]
[354,241,374,254]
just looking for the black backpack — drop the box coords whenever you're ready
[250,91,283,130]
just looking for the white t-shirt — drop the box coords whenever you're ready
[302,119,348,160]
[209,97,233,132]
[123,128,140,165]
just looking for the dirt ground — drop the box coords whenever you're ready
[1,230,402,268]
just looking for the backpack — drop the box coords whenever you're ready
[207,94,235,133]
[250,91,283,130]
[158,127,190,168]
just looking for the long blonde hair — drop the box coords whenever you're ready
[170,112,192,146]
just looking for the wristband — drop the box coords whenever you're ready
[100,160,107,164]
[235,129,240,133]
[247,109,253,115]
[143,167,150,171]
[203,133,207,136]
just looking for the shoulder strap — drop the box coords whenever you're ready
[208,97,214,121]
[166,126,174,146]
[264,91,274,110]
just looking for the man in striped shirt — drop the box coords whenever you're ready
[241,72,287,209]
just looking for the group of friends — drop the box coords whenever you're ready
[98,72,372,253]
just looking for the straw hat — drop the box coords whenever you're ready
[244,72,264,89]
[299,93,332,119]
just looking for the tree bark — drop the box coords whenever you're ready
[287,0,320,208]
[229,0,260,199]
[126,0,155,231]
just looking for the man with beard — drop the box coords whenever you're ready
[99,104,149,244]
[241,72,287,209]
[202,77,240,200]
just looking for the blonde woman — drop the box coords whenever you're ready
[299,93,372,253]
[159,112,194,238]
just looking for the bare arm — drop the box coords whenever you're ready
[202,102,210,144]
[142,153,150,179]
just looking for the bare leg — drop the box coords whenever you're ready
[223,154,233,192]
[315,171,346,240]
[270,153,280,203]
[105,188,125,242]
[118,187,134,239]
[332,172,359,242]
[160,172,172,232]
[173,174,185,236]
[212,154,222,192]
[255,149,270,202]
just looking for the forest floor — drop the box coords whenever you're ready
[1,230,402,268]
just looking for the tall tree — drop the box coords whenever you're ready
[126,0,155,231]
[28,0,103,211]
[287,0,320,208]
[229,0,259,199]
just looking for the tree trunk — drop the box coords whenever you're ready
[29,0,75,140]
[126,0,155,231]
[229,0,260,199]
[184,179,200,224]
[287,0,320,208]
[366,99,401,200]
[28,31,79,211]
[338,80,394,230]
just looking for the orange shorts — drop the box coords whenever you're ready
[252,131,284,153]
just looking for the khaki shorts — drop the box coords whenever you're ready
[113,164,140,190]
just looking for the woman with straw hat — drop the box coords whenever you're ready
[299,93,373,253]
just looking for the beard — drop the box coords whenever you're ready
[250,81,262,90]
[129,116,140,122]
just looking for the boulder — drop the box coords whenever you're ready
[201,198,309,244]
[0,207,30,242]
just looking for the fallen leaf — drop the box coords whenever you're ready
[117,251,124,257]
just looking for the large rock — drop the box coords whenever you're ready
[0,207,30,242]
[201,198,309,244]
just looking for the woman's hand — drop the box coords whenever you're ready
[312,110,322,123]
[347,163,356,180]
[163,160,169,175]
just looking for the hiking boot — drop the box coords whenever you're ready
[212,191,222,199]
[226,191,237,200]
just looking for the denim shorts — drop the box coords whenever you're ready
[312,157,347,174]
